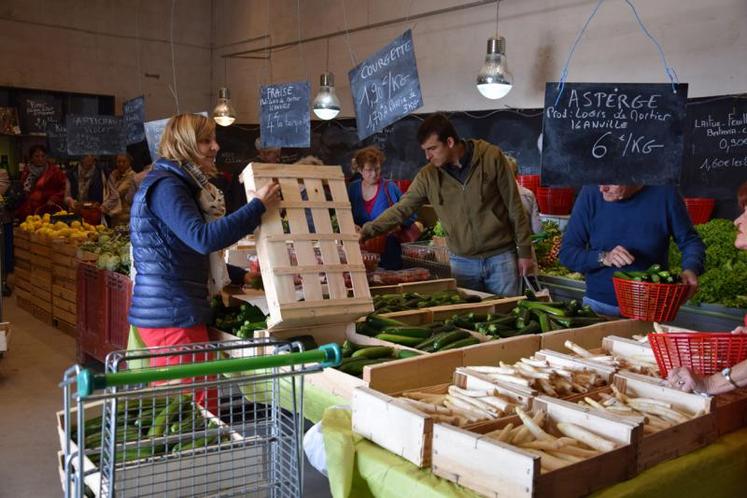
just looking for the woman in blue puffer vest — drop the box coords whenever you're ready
[127,114,280,407]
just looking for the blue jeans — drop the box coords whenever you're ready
[583,296,621,317]
[449,251,519,296]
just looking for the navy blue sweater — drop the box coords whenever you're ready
[559,185,705,306]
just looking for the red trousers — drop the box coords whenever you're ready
[137,324,218,415]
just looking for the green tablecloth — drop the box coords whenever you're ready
[321,408,747,498]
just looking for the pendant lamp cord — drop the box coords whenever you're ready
[553,0,679,108]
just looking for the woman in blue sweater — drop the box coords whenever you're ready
[348,146,416,269]
[128,114,280,405]
[559,185,705,316]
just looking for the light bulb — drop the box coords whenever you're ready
[213,87,236,126]
[476,36,513,100]
[312,72,341,120]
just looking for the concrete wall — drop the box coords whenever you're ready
[212,0,747,123]
[0,0,212,120]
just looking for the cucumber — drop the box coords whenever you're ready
[338,357,391,376]
[438,337,480,350]
[355,322,381,337]
[380,326,431,339]
[351,346,394,359]
[433,330,471,350]
[366,314,407,330]
[147,395,191,438]
[414,331,449,350]
[397,350,423,359]
[170,414,205,436]
[375,334,423,347]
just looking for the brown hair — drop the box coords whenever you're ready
[417,113,459,145]
[158,114,217,174]
[352,146,385,173]
[738,181,747,210]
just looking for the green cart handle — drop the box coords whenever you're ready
[77,343,341,398]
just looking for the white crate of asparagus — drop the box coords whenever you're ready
[561,337,659,377]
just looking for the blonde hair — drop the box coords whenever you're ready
[158,114,217,176]
[352,146,385,173]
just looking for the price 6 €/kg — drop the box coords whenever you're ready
[591,131,664,159]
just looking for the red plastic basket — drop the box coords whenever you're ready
[362,235,387,254]
[517,175,540,195]
[683,198,715,225]
[105,270,133,351]
[613,277,689,322]
[393,179,413,193]
[536,187,574,215]
[648,332,747,378]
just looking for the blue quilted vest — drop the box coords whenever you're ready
[128,159,212,328]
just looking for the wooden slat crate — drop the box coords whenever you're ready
[714,388,747,435]
[15,277,32,293]
[540,319,654,352]
[15,267,31,283]
[54,265,78,282]
[14,236,31,251]
[30,233,51,257]
[31,253,52,270]
[14,247,32,263]
[14,258,31,271]
[31,268,53,290]
[17,292,34,313]
[53,296,76,314]
[242,163,373,329]
[52,284,77,303]
[431,396,641,498]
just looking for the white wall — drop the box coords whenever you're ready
[211,0,747,123]
[0,0,212,120]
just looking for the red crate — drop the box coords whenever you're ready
[684,197,715,225]
[76,263,107,362]
[613,277,689,322]
[517,175,540,195]
[393,179,413,193]
[105,271,133,352]
[536,187,574,215]
[649,332,747,378]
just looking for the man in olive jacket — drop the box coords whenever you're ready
[360,114,534,295]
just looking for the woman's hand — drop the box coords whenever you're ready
[667,367,708,394]
[253,182,281,209]
[732,326,747,334]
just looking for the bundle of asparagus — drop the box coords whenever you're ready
[397,385,518,427]
[484,407,619,473]
[563,340,659,377]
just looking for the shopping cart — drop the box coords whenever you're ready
[60,338,341,498]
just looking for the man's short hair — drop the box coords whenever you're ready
[254,137,280,152]
[417,113,459,145]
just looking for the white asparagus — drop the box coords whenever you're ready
[553,445,601,458]
[520,437,576,451]
[511,426,534,445]
[538,378,559,396]
[630,397,673,409]
[515,408,555,441]
[517,364,553,380]
[556,423,617,452]
[478,395,512,413]
[486,373,532,387]
[443,400,482,422]
[398,397,452,415]
[522,448,570,472]
[467,365,518,375]
[494,423,515,442]
[546,450,584,463]
[564,340,594,358]
[626,400,690,424]
[447,393,498,417]
[448,385,495,398]
[521,358,550,368]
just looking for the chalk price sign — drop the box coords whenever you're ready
[259,81,310,149]
[349,30,423,141]
[541,82,688,186]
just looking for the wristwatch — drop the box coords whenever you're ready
[722,367,739,389]
[597,251,607,267]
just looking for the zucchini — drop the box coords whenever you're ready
[338,357,391,376]
[518,300,568,317]
[366,314,407,330]
[375,334,423,347]
[397,350,423,359]
[548,316,607,328]
[433,330,471,350]
[380,326,431,339]
[351,346,394,359]
[147,395,191,438]
[438,337,480,350]
[516,321,541,335]
[356,322,381,337]
[414,332,449,350]
[341,340,359,358]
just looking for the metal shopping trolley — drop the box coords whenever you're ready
[60,338,341,498]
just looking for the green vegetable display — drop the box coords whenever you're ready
[534,220,585,281]
[79,232,131,274]
[669,218,747,308]
[210,298,268,338]
[372,289,482,313]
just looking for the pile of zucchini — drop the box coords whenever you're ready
[74,395,227,466]
[337,341,422,377]
[372,289,482,313]
[614,264,680,284]
[356,314,481,352]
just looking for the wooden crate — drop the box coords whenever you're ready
[431,396,641,498]
[540,319,654,352]
[53,284,77,304]
[54,265,78,282]
[241,163,373,329]
[14,247,32,262]
[31,268,53,290]
[17,292,34,313]
[53,296,77,315]
[353,377,533,468]
[31,253,52,270]
[14,258,31,272]
[369,278,493,298]
[30,233,52,256]
[714,388,747,435]
[55,318,77,337]
[33,304,54,325]
[32,293,53,314]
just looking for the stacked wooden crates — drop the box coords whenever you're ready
[51,239,79,335]
[12,228,33,312]
[29,233,53,324]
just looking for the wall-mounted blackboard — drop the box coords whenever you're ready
[66,114,125,155]
[123,96,146,145]
[144,112,208,162]
[46,121,67,158]
[681,94,747,219]
[259,81,310,148]
[19,92,63,136]
[349,29,423,141]
[541,82,688,186]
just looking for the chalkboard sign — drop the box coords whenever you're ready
[66,114,125,155]
[123,96,146,145]
[541,82,688,186]
[259,81,310,148]
[144,112,208,162]
[680,95,747,218]
[349,29,423,141]
[19,92,63,136]
[46,121,67,158]
[216,124,257,167]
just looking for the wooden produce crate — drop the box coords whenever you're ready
[241,163,373,329]
[540,319,654,352]
[369,278,492,298]
[714,388,747,435]
[353,376,533,468]
[571,372,716,473]
[431,396,641,498]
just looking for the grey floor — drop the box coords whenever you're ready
[0,296,332,497]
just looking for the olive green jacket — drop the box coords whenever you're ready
[361,139,533,259]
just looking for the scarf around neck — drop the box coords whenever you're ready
[24,163,47,193]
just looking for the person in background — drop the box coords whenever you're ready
[360,114,533,295]
[349,146,415,270]
[0,158,10,296]
[64,154,121,224]
[668,181,747,395]
[128,114,281,410]
[559,185,705,316]
[254,137,282,164]
[15,144,67,219]
[506,155,542,234]
[109,153,136,227]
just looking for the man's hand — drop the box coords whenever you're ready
[681,269,699,299]
[667,367,707,394]
[252,182,281,209]
[517,257,535,276]
[602,245,635,268]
